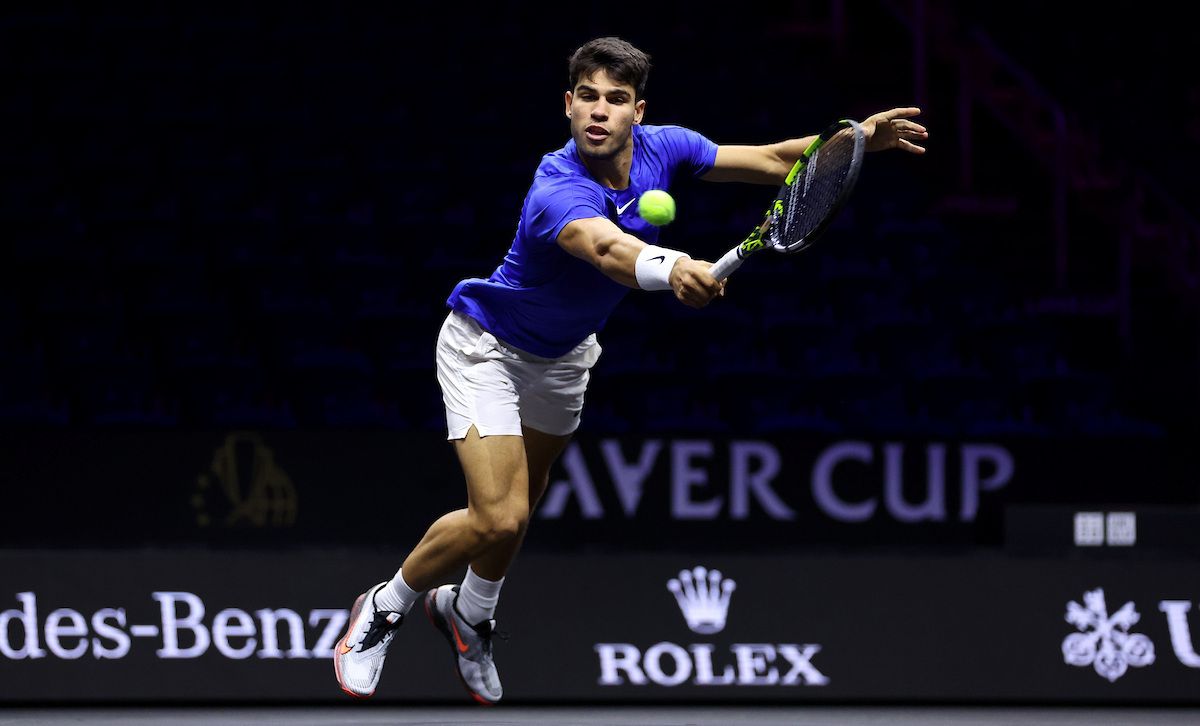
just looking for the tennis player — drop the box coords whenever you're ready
[335,36,927,703]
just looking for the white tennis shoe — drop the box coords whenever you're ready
[424,584,504,704]
[333,581,405,698]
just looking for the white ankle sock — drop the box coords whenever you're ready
[374,568,420,614]
[456,566,504,625]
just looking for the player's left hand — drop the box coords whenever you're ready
[862,107,928,154]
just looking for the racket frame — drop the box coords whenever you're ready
[709,118,865,280]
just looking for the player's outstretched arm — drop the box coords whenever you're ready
[556,217,642,287]
[701,107,927,185]
[702,142,817,185]
[557,217,724,309]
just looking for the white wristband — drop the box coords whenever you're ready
[635,245,690,291]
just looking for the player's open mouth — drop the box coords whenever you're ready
[585,126,609,143]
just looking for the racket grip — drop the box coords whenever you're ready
[709,247,744,280]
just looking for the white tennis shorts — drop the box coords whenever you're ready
[435,310,602,440]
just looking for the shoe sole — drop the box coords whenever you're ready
[424,588,497,706]
[333,590,371,699]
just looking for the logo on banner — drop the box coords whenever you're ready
[0,591,347,661]
[1062,588,1155,682]
[538,439,1014,524]
[192,432,298,528]
[595,566,827,688]
[667,567,736,635]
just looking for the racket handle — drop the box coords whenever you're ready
[709,247,744,280]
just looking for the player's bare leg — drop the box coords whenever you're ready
[335,426,527,699]
[423,424,570,704]
[400,426,530,590]
[470,425,571,580]
[402,425,525,704]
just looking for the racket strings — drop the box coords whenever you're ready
[777,129,858,250]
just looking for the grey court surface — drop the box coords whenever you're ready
[2,707,1199,725]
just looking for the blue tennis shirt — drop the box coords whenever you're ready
[446,124,718,358]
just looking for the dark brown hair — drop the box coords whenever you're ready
[568,37,651,99]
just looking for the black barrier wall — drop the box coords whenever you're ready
[0,432,1191,549]
[1,550,1198,703]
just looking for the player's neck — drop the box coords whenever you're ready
[578,145,633,190]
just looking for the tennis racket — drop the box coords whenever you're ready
[709,119,865,280]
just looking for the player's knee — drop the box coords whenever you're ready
[472,504,528,545]
[493,514,526,544]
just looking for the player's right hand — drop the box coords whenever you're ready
[669,258,725,309]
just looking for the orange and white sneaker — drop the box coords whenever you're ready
[424,584,503,704]
[333,581,404,698]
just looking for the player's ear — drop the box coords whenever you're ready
[634,98,646,125]
[564,91,573,119]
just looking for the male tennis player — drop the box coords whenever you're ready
[335,36,927,703]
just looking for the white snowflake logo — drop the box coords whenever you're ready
[1062,588,1155,682]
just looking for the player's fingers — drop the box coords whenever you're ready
[681,269,719,296]
[682,281,717,308]
[676,282,703,306]
[696,272,722,295]
[886,106,921,119]
[898,139,926,154]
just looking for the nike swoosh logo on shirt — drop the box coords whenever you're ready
[616,198,636,215]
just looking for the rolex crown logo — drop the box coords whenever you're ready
[667,566,736,635]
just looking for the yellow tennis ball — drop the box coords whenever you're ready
[638,189,676,226]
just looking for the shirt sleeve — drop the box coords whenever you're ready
[524,174,608,244]
[658,125,719,179]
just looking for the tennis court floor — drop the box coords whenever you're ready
[3,705,1198,725]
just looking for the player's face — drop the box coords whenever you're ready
[565,70,645,161]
